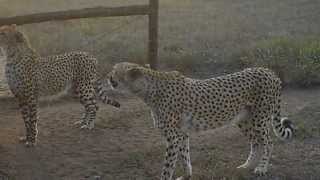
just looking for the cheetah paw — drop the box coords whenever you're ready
[176,176,191,180]
[80,124,94,130]
[19,136,27,142]
[25,141,36,147]
[237,163,250,169]
[74,120,85,125]
[112,101,121,108]
[19,136,36,147]
[254,166,267,176]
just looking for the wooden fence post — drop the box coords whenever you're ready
[0,6,149,26]
[148,0,159,69]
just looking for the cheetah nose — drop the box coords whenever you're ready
[110,76,118,88]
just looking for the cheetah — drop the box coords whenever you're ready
[108,62,293,180]
[0,25,120,147]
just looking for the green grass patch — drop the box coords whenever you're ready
[238,37,320,87]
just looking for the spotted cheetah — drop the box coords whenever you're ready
[108,62,293,180]
[0,25,120,147]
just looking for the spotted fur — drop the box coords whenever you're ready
[0,25,120,146]
[108,62,293,179]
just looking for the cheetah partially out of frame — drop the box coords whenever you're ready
[108,62,293,180]
[0,25,120,147]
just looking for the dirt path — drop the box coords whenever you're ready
[0,88,319,180]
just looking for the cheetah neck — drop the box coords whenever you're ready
[5,42,39,64]
[139,69,185,106]
[140,68,183,81]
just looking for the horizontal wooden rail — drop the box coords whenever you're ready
[0,5,149,26]
[0,2,159,70]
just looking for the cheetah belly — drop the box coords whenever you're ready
[39,81,72,101]
[180,106,250,133]
[5,63,24,96]
[38,73,72,100]
[37,62,75,100]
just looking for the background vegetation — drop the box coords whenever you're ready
[1,0,319,87]
[0,1,320,180]
[238,38,320,86]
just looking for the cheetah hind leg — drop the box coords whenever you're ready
[72,82,92,128]
[79,104,96,130]
[176,136,192,180]
[176,176,191,180]
[254,126,273,176]
[74,112,88,126]
[75,112,95,130]
[77,86,99,130]
[80,121,95,130]
[19,138,36,147]
[236,105,261,169]
[237,143,261,169]
[19,136,32,147]
[74,112,94,130]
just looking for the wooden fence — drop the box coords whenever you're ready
[0,0,159,69]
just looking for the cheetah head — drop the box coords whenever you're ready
[0,24,28,50]
[108,62,148,96]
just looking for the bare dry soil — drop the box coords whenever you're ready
[0,88,319,180]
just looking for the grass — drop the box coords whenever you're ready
[1,0,319,84]
[290,102,320,139]
[0,1,320,180]
[238,37,320,87]
[158,36,320,88]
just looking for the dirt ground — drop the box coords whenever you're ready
[0,87,319,180]
[0,0,320,179]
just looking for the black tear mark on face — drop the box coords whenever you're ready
[110,75,118,88]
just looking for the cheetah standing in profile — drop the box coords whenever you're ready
[108,62,293,180]
[0,25,120,147]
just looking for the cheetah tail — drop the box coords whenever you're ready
[95,79,120,108]
[272,105,293,141]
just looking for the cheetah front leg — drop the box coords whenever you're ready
[18,102,29,143]
[19,97,39,147]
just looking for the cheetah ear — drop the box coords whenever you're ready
[126,67,143,81]
[14,32,24,43]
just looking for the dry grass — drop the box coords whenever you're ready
[0,1,320,179]
[238,37,320,87]
[1,0,320,78]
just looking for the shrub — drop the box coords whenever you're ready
[239,37,320,87]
